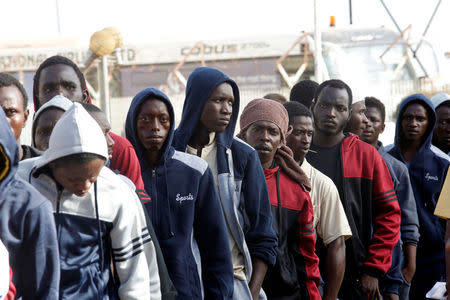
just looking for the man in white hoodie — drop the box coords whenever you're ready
[18,103,161,299]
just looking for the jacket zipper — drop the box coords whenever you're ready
[151,169,158,230]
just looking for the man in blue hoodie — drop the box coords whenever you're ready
[388,93,450,299]
[125,87,234,299]
[0,108,60,299]
[172,67,278,300]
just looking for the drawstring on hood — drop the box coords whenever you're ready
[125,88,176,238]
[94,181,104,300]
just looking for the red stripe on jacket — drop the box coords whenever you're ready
[341,135,401,276]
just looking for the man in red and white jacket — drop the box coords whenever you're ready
[307,79,401,299]
[238,98,320,300]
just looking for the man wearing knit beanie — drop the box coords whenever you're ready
[238,98,321,300]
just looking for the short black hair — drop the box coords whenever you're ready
[33,55,86,109]
[52,152,105,169]
[314,79,353,108]
[365,96,386,123]
[283,101,312,125]
[263,93,287,104]
[290,79,319,107]
[0,73,28,110]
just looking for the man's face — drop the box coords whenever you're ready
[286,116,314,162]
[136,98,171,153]
[244,120,282,168]
[34,108,65,151]
[50,158,104,197]
[200,83,234,133]
[38,64,87,107]
[361,106,385,146]
[434,104,450,151]
[346,101,369,137]
[401,103,429,143]
[91,111,115,160]
[312,86,350,136]
[0,85,29,142]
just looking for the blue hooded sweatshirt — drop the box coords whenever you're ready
[388,93,449,297]
[125,88,234,300]
[172,67,278,279]
[0,108,60,299]
[378,142,419,294]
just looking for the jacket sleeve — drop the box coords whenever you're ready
[111,189,161,300]
[22,200,60,300]
[194,167,233,299]
[295,192,321,300]
[241,150,278,266]
[363,153,401,278]
[396,164,420,245]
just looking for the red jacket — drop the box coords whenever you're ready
[262,166,321,300]
[340,135,401,277]
[109,132,145,191]
[6,267,16,300]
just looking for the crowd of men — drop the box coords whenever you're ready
[0,55,449,300]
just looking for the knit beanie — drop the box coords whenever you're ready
[238,98,311,191]
[238,98,289,144]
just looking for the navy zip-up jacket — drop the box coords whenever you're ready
[0,108,60,299]
[388,94,449,298]
[377,142,419,294]
[172,67,278,279]
[125,88,234,299]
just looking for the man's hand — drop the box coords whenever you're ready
[402,244,416,283]
[401,266,414,283]
[249,258,268,300]
[360,273,382,300]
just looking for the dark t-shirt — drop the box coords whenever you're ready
[306,142,342,185]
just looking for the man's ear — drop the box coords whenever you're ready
[82,89,90,103]
[380,123,386,134]
[23,109,29,128]
[286,125,293,137]
[310,99,315,111]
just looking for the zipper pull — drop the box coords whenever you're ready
[152,169,156,177]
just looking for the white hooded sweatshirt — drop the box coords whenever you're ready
[19,103,161,299]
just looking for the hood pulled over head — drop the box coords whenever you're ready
[125,88,175,166]
[33,103,108,170]
[173,67,240,150]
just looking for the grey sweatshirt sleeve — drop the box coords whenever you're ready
[396,163,420,245]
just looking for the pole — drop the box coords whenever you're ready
[379,0,429,77]
[314,0,323,83]
[349,0,353,25]
[99,56,111,122]
[414,0,441,53]
[55,0,61,34]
